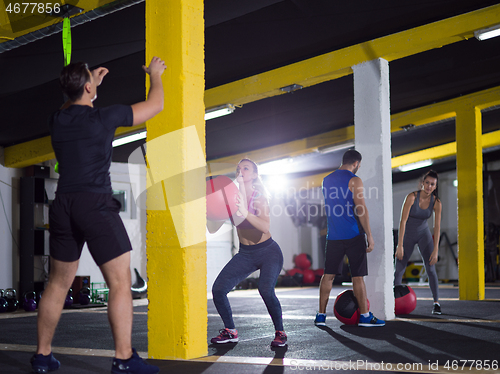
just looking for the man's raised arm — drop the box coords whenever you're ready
[131,56,167,126]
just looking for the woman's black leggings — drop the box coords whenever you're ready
[212,238,284,331]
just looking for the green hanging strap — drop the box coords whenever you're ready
[62,17,72,66]
[56,17,72,174]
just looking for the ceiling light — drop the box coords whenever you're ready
[474,25,500,41]
[400,124,415,131]
[280,84,303,93]
[398,159,433,172]
[317,141,354,155]
[205,104,235,121]
[258,157,294,175]
[112,131,147,147]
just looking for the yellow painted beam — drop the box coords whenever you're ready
[205,4,500,109]
[392,86,500,132]
[482,129,500,148]
[456,106,484,301]
[205,84,500,180]
[289,129,500,191]
[391,143,457,169]
[207,126,354,175]
[391,129,500,169]
[3,136,55,168]
[2,124,147,169]
[146,0,206,360]
[5,5,500,168]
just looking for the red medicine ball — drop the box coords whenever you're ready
[294,253,312,270]
[302,269,316,284]
[206,176,239,221]
[334,290,370,325]
[394,285,417,315]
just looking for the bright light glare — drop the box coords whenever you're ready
[259,158,294,175]
[265,175,288,193]
[398,159,433,172]
[112,131,147,147]
[453,179,458,187]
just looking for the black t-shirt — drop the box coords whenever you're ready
[49,104,133,194]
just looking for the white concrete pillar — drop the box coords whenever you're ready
[352,58,395,320]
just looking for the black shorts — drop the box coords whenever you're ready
[324,234,368,277]
[49,192,132,266]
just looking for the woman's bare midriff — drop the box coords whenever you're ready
[237,227,272,246]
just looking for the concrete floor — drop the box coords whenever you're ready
[1,284,499,373]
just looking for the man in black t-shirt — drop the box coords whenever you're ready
[31,57,166,374]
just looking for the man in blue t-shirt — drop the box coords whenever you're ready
[31,57,166,374]
[314,149,385,327]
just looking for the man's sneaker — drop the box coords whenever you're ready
[314,313,326,326]
[30,352,60,373]
[270,331,287,347]
[358,312,385,327]
[210,328,239,344]
[111,348,159,374]
[432,303,442,315]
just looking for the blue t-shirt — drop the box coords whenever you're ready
[322,169,364,240]
[49,104,133,194]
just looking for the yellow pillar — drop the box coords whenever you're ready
[456,105,484,300]
[145,0,207,359]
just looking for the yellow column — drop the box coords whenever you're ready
[456,105,484,300]
[145,0,207,359]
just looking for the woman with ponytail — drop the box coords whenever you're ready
[394,170,443,314]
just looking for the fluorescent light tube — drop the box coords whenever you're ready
[398,159,433,172]
[474,25,500,41]
[205,104,235,121]
[318,141,354,154]
[112,131,147,147]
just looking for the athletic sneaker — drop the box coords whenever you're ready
[210,328,239,344]
[111,348,159,374]
[432,303,442,315]
[358,312,385,327]
[314,312,326,326]
[30,352,60,373]
[270,331,287,347]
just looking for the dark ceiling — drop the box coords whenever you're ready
[2,0,500,181]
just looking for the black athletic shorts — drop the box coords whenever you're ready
[324,234,368,277]
[49,192,132,266]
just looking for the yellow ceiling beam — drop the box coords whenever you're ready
[205,4,500,109]
[287,129,500,191]
[391,143,457,169]
[392,86,500,132]
[5,4,500,168]
[3,124,147,168]
[207,126,354,173]
[0,1,117,41]
[3,136,55,167]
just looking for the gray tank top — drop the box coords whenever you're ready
[406,191,435,232]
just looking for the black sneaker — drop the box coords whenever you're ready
[30,352,60,373]
[111,348,160,374]
[432,303,442,315]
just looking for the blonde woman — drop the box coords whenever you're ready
[208,159,287,347]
